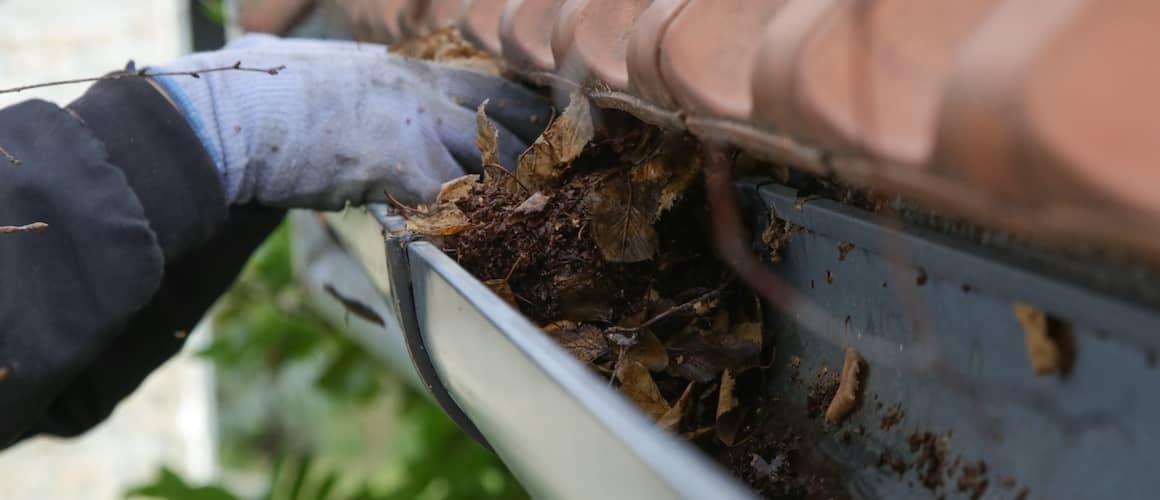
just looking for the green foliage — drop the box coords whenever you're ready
[198,0,227,26]
[127,222,527,500]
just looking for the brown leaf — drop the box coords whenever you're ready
[825,347,864,424]
[656,146,700,217]
[485,278,518,307]
[509,191,551,222]
[517,90,594,189]
[476,100,501,168]
[587,174,658,263]
[668,293,764,379]
[554,272,615,322]
[543,320,609,363]
[625,329,669,372]
[616,360,671,420]
[1013,302,1076,376]
[658,381,696,430]
[716,369,743,446]
[403,202,472,236]
[436,175,480,204]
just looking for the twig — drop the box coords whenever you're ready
[483,163,530,193]
[606,286,725,335]
[0,222,47,234]
[383,190,418,214]
[0,61,284,166]
[0,144,19,165]
[0,60,286,95]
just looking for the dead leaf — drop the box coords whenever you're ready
[1013,302,1076,376]
[436,175,480,204]
[485,278,518,307]
[554,272,615,322]
[625,329,669,372]
[658,381,696,430]
[476,100,501,168]
[403,202,472,236]
[543,320,609,363]
[716,369,744,446]
[825,347,863,424]
[616,360,671,420]
[655,143,701,217]
[587,174,658,263]
[517,90,594,189]
[668,293,764,380]
[509,191,551,221]
[390,27,502,76]
[751,454,786,482]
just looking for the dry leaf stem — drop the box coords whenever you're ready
[0,222,47,234]
[606,286,725,335]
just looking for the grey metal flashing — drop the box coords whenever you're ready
[738,181,1160,500]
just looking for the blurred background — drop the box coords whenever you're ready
[0,1,524,499]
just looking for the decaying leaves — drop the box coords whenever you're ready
[1013,302,1076,376]
[517,90,594,190]
[658,381,696,431]
[437,175,480,204]
[510,191,551,220]
[716,369,744,446]
[402,202,472,236]
[475,100,502,168]
[669,292,765,382]
[587,173,659,263]
[543,320,609,363]
[624,329,669,372]
[389,27,502,76]
[616,360,671,420]
[824,347,864,424]
[485,278,518,307]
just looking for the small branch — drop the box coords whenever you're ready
[0,145,19,165]
[606,286,725,335]
[0,60,285,95]
[0,222,47,234]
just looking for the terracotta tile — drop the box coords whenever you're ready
[426,0,462,31]
[500,0,566,71]
[1020,0,1160,218]
[459,0,505,53]
[750,0,841,139]
[624,0,687,109]
[659,0,790,120]
[398,0,430,38]
[551,0,649,91]
[930,0,1093,205]
[785,0,1001,166]
[377,0,405,41]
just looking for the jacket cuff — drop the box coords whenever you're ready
[67,75,227,261]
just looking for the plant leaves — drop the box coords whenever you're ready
[475,100,501,168]
[403,202,473,236]
[543,320,609,363]
[716,369,743,446]
[587,173,658,263]
[658,381,696,430]
[1013,302,1076,376]
[436,174,480,204]
[615,360,671,420]
[517,90,594,190]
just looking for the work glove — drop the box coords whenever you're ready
[152,34,549,209]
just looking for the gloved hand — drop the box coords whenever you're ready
[151,34,549,209]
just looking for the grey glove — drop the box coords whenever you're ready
[152,34,548,209]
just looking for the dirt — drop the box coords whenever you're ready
[907,431,949,490]
[880,403,905,431]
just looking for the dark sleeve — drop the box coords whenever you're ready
[0,77,282,448]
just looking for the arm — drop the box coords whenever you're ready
[0,34,547,448]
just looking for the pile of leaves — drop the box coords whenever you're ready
[398,93,777,462]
